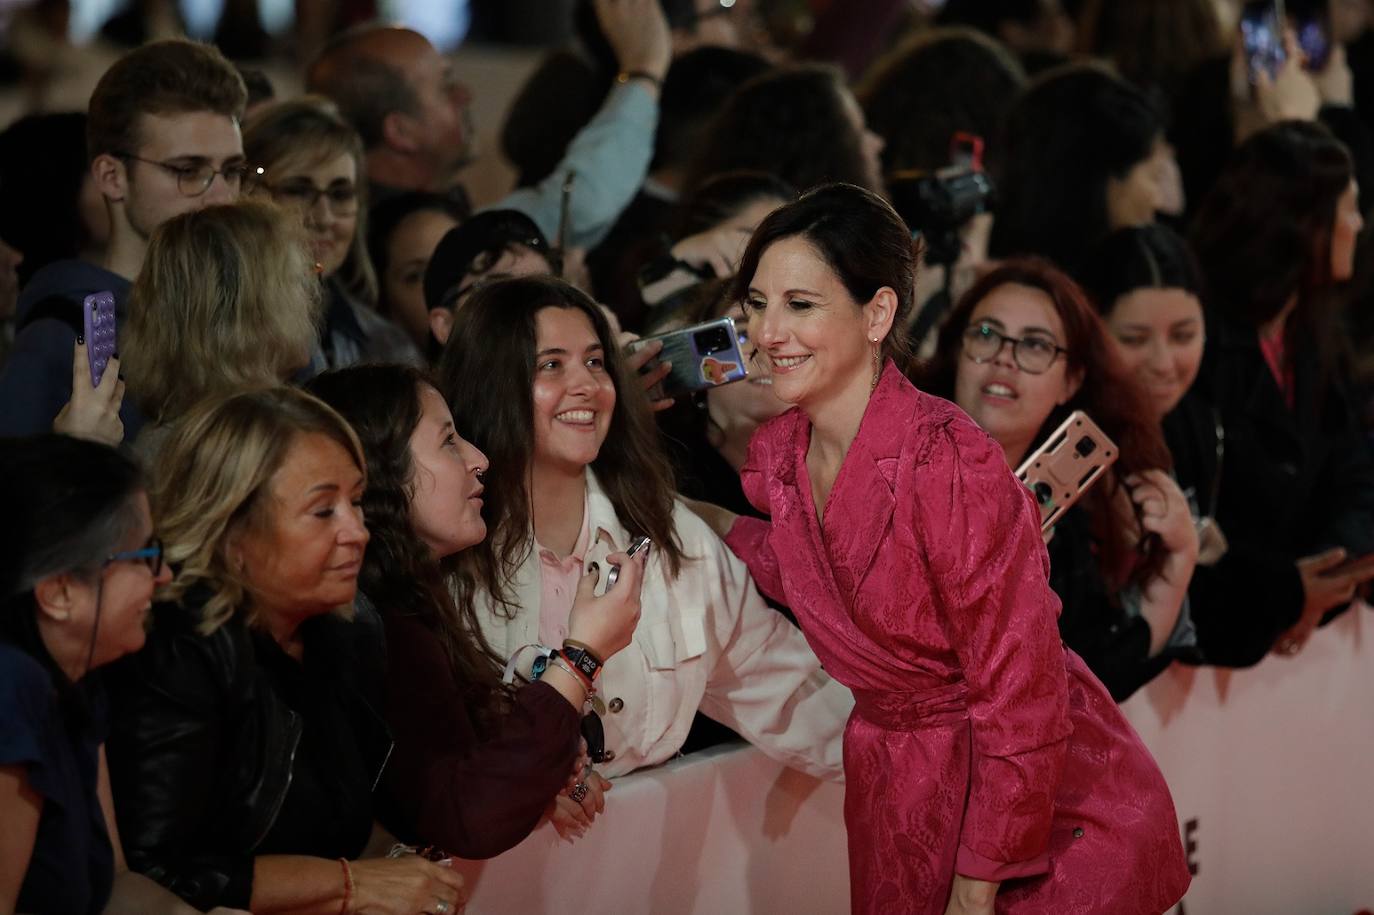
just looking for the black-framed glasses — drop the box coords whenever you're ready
[116,152,254,197]
[962,321,1067,375]
[105,537,164,576]
[264,178,360,216]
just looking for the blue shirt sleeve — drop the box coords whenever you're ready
[492,81,659,251]
[0,647,61,800]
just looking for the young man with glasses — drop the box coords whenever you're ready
[0,39,247,440]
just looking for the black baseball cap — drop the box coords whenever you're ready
[423,209,554,312]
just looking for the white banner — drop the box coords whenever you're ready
[458,606,1374,914]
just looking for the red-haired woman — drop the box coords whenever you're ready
[920,257,1201,700]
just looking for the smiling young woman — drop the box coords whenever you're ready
[434,275,852,795]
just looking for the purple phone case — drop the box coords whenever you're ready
[82,291,117,388]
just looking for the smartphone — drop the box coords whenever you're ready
[1295,7,1331,72]
[1241,0,1287,81]
[624,316,749,400]
[605,535,651,590]
[82,291,118,388]
[1015,411,1119,531]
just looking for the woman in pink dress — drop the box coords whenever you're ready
[709,183,1190,914]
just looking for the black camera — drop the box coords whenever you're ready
[888,166,995,267]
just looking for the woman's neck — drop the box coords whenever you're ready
[998,435,1034,472]
[530,460,588,558]
[1260,293,1299,343]
[35,615,91,683]
[804,369,876,466]
[258,605,308,660]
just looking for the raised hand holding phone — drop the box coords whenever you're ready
[53,336,124,446]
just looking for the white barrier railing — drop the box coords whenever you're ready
[458,605,1374,915]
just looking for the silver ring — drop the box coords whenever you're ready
[435,901,450,915]
[570,781,589,803]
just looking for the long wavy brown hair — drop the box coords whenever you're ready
[919,257,1173,588]
[435,276,684,612]
[306,365,512,728]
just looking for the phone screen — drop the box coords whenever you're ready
[1241,1,1285,81]
[1296,13,1330,71]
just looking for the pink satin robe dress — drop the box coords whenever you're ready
[723,364,1190,914]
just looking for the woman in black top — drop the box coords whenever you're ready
[307,364,643,852]
[106,388,464,915]
[1078,224,1309,667]
[1188,120,1374,658]
[921,258,1200,701]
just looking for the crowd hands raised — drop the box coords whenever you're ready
[2,0,1374,913]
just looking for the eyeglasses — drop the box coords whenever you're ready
[265,179,360,216]
[105,537,164,576]
[116,153,254,197]
[961,321,1067,375]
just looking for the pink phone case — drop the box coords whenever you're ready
[82,291,117,388]
[1015,410,1118,531]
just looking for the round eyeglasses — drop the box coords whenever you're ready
[116,153,256,198]
[105,537,164,577]
[961,322,1067,375]
[265,179,360,217]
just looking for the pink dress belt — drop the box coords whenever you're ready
[851,681,970,731]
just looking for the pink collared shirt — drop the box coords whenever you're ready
[535,501,593,649]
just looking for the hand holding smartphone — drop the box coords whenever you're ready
[606,535,651,589]
[624,317,749,401]
[82,291,117,388]
[1241,0,1287,81]
[1015,411,1119,531]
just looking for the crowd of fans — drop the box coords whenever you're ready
[2,0,1373,912]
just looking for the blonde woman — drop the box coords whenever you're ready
[119,199,321,462]
[244,96,421,370]
[105,386,467,915]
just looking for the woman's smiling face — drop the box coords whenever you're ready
[530,306,616,476]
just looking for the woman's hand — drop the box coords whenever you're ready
[53,338,124,446]
[1276,548,1374,655]
[1126,470,1199,560]
[943,875,998,915]
[1312,42,1354,107]
[566,547,646,661]
[618,332,674,412]
[348,856,466,915]
[1252,28,1321,123]
[670,224,752,279]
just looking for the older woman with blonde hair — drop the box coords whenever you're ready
[245,96,420,369]
[119,199,320,460]
[105,386,466,915]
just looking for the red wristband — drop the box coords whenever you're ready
[338,858,354,915]
[555,651,596,692]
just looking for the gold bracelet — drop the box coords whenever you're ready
[617,69,662,89]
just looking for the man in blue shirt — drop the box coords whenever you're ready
[306,0,671,253]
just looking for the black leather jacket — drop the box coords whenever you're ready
[106,596,391,911]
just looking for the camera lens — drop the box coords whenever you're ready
[695,327,731,354]
[1074,436,1097,458]
[1032,481,1054,505]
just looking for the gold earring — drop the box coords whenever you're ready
[870,337,881,391]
